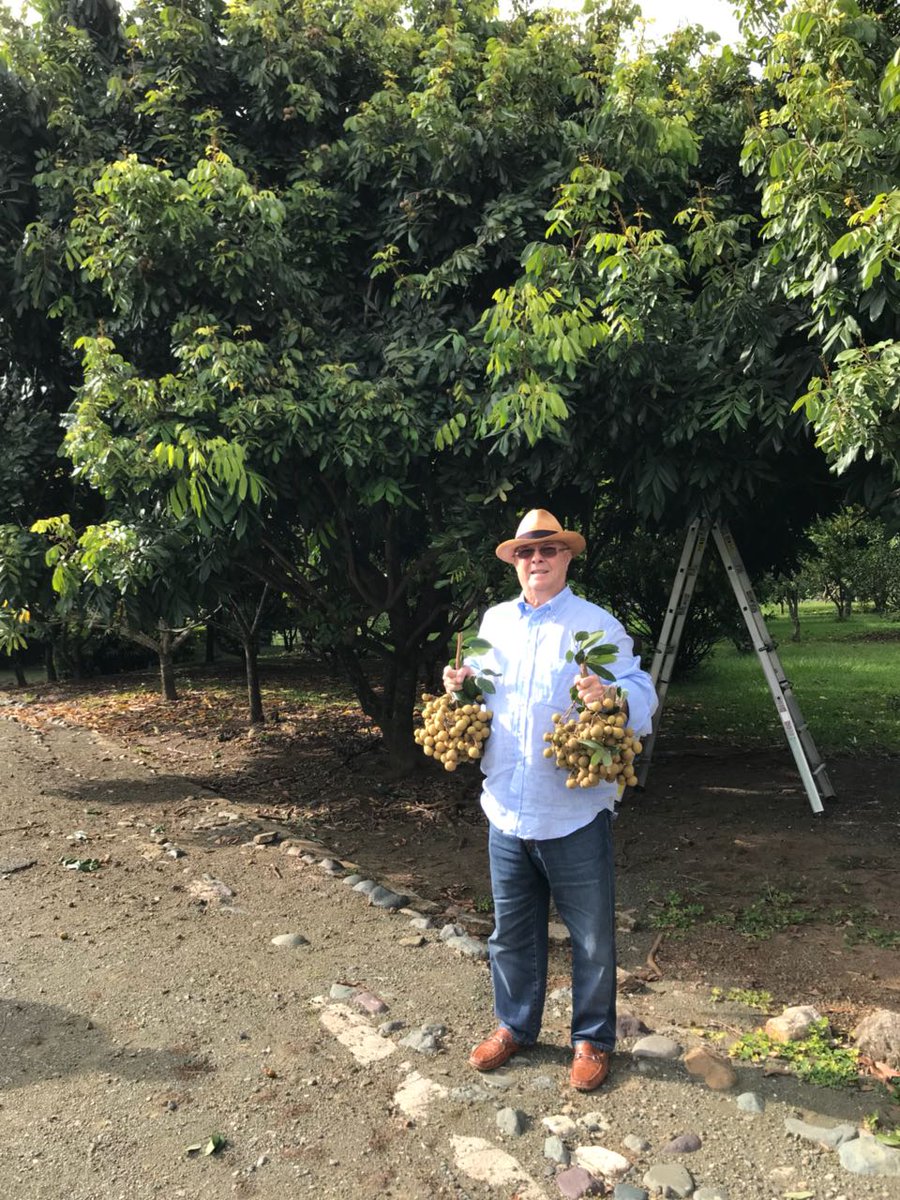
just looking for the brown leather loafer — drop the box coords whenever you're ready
[468,1027,523,1072]
[570,1042,610,1091]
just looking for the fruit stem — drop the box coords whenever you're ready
[455,632,463,670]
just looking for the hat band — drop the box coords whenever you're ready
[519,529,558,540]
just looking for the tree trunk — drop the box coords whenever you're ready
[243,638,265,725]
[786,592,801,642]
[45,642,58,682]
[11,650,27,687]
[158,629,178,701]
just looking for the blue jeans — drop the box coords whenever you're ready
[487,810,616,1050]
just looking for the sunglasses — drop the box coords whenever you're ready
[513,544,567,560]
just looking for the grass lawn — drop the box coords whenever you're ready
[663,603,900,755]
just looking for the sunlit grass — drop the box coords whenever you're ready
[663,605,900,754]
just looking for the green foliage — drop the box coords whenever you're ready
[731,1018,860,1088]
[648,890,706,932]
[710,986,775,1011]
[710,884,814,939]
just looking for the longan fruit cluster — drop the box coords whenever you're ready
[543,692,642,790]
[416,692,493,772]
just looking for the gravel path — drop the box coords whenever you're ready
[1,715,898,1200]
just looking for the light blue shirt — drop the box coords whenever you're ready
[468,586,657,840]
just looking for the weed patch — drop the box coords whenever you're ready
[730,1019,859,1088]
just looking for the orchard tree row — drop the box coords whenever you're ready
[0,0,897,763]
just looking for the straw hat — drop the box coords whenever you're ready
[495,508,586,564]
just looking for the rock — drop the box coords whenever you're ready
[379,1019,405,1036]
[409,916,436,930]
[544,1135,570,1166]
[616,907,639,933]
[393,1070,449,1121]
[642,1163,695,1198]
[556,1166,604,1197]
[683,1046,737,1090]
[451,1083,490,1103]
[851,1008,900,1069]
[623,1134,651,1154]
[368,885,408,909]
[0,859,37,875]
[573,1145,630,1181]
[444,934,489,960]
[613,1186,649,1200]
[318,857,344,875]
[351,989,388,1015]
[188,875,235,904]
[398,1028,442,1055]
[399,934,426,947]
[496,1107,527,1137]
[661,1132,702,1154]
[632,1035,682,1060]
[543,1115,579,1140]
[617,1012,650,1039]
[329,983,357,1002]
[450,1135,545,1200]
[270,932,309,948]
[343,873,363,885]
[548,921,571,943]
[784,1117,858,1149]
[764,1005,822,1043]
[252,831,278,845]
[439,922,467,940]
[352,879,379,896]
[577,1112,609,1134]
[694,1189,729,1200]
[736,1092,765,1114]
[838,1133,900,1176]
[617,967,645,993]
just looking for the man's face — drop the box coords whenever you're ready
[514,542,571,603]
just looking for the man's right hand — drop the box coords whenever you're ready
[443,665,475,696]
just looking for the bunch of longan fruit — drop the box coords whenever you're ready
[416,692,493,772]
[544,688,642,789]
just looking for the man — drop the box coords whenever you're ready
[443,508,657,1091]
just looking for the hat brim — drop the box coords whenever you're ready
[495,530,586,564]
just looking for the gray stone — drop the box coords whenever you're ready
[399,935,426,947]
[439,922,466,940]
[480,1069,514,1090]
[378,1019,405,1036]
[444,934,489,960]
[368,885,408,909]
[421,1022,447,1037]
[852,1008,900,1069]
[661,1132,702,1154]
[617,1012,650,1039]
[556,1166,603,1198]
[632,1035,683,1060]
[343,873,363,886]
[784,1117,858,1149]
[544,1135,570,1166]
[318,857,344,875]
[736,1092,765,1114]
[352,879,378,896]
[398,1028,441,1055]
[409,916,436,930]
[270,932,309,948]
[838,1135,900,1176]
[623,1134,651,1154]
[450,1083,490,1103]
[0,858,36,875]
[642,1164,695,1198]
[329,983,357,1001]
[613,1187,649,1200]
[577,1112,609,1134]
[496,1107,527,1137]
[694,1189,728,1200]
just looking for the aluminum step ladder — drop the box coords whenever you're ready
[636,519,835,815]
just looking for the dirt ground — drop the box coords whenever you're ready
[1,661,899,1199]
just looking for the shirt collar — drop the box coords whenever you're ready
[516,585,572,617]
